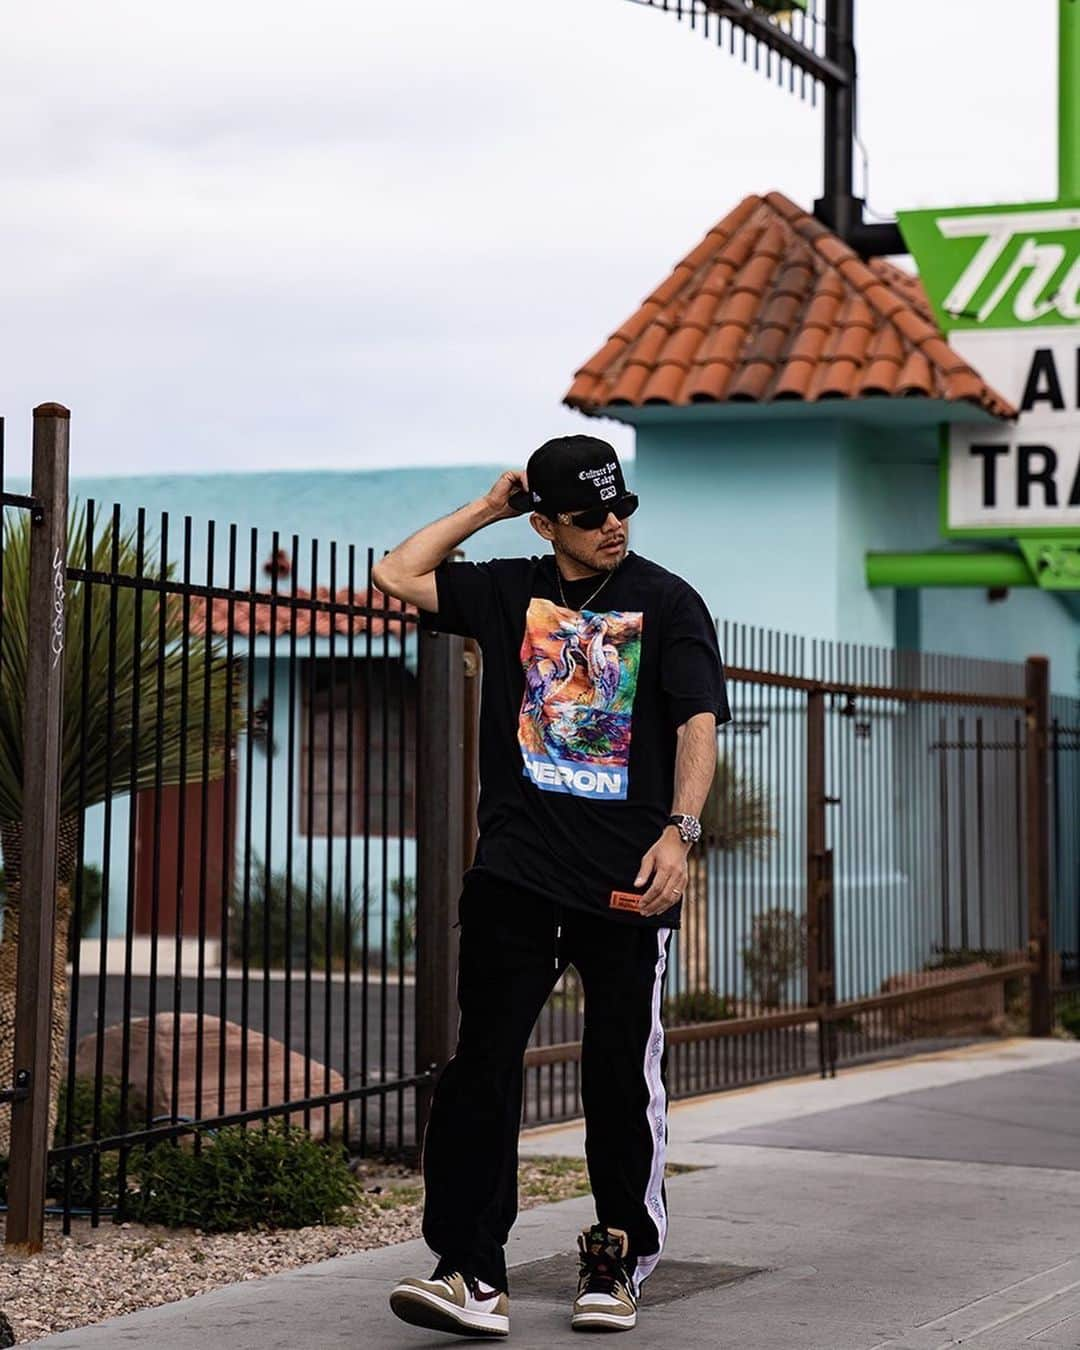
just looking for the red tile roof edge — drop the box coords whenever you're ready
[184,585,418,640]
[565,192,1016,421]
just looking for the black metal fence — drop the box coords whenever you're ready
[56,500,434,1225]
[0,408,1074,1246]
[626,0,829,103]
[521,629,1053,1125]
[1051,694,1080,1016]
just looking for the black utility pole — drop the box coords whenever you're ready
[816,0,856,241]
[812,0,902,257]
[695,0,905,257]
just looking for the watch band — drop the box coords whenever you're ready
[667,813,702,844]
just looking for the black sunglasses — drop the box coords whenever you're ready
[557,495,639,531]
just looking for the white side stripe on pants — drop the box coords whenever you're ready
[632,927,670,1293]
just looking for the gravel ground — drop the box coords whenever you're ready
[0,1157,688,1344]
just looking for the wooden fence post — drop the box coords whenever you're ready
[1025,655,1053,1036]
[6,404,69,1253]
[415,629,466,1155]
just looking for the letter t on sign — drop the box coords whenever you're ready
[970,444,1010,508]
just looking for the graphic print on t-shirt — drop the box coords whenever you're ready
[518,598,643,800]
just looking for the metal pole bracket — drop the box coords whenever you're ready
[0,1070,31,1105]
[1017,538,1080,590]
[0,492,45,524]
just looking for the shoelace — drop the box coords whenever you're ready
[579,1251,625,1297]
[433,1264,484,1296]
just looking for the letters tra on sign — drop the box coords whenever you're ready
[899,202,1080,536]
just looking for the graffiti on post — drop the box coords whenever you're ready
[50,544,65,668]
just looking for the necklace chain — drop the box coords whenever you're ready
[556,561,616,612]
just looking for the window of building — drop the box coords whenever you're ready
[299,658,417,837]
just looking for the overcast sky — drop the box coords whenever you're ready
[0,0,1057,479]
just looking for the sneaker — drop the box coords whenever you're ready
[571,1224,638,1332]
[389,1267,510,1337]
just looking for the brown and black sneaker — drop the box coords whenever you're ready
[572,1224,638,1332]
[390,1265,509,1337]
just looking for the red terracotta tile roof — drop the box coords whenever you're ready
[565,193,1015,418]
[187,586,415,640]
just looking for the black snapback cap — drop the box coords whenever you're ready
[509,435,632,517]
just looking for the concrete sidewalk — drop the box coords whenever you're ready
[33,1037,1080,1349]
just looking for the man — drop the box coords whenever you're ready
[374,435,731,1337]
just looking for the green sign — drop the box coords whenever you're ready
[899,201,1080,550]
[899,200,1080,333]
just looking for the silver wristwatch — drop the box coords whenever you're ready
[667,813,702,845]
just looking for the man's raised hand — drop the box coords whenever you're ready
[483,469,529,521]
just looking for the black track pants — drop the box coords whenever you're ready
[420,871,673,1295]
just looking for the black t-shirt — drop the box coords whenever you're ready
[418,550,731,928]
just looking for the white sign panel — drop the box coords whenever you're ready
[948,328,1080,532]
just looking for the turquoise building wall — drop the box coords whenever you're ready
[630,418,849,636]
[624,407,1079,696]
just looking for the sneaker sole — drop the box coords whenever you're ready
[572,1310,638,1332]
[390,1286,509,1337]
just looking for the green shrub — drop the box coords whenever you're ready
[391,877,417,965]
[4,1082,358,1226]
[130,1122,360,1231]
[743,907,806,1009]
[1059,999,1080,1039]
[0,1074,139,1215]
[48,1149,122,1211]
[49,1074,145,1208]
[54,1072,143,1144]
[229,864,364,969]
[229,859,416,970]
[924,945,1011,971]
[699,755,776,853]
[664,989,734,1024]
[0,1075,143,1209]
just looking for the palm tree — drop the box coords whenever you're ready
[0,507,233,1154]
[680,753,776,997]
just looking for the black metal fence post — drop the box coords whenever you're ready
[6,403,69,1253]
[806,689,824,1057]
[415,629,466,1152]
[818,848,837,1077]
[1026,655,1053,1036]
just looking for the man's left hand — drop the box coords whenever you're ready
[634,827,690,917]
